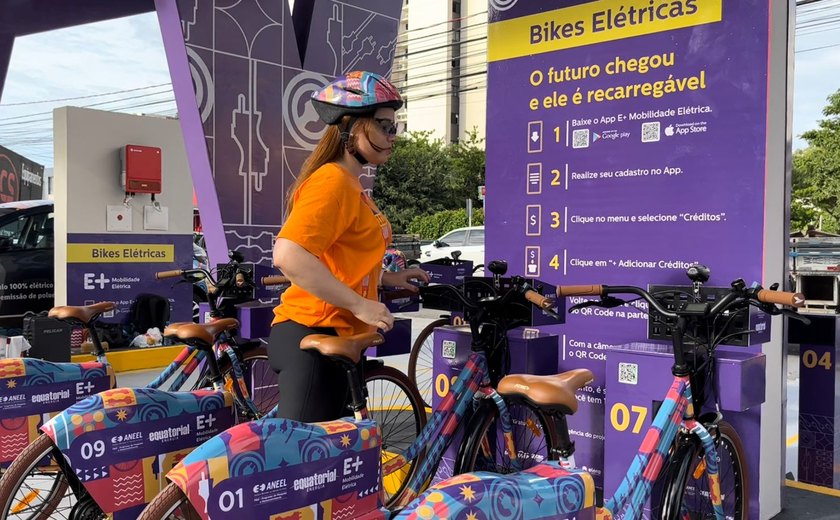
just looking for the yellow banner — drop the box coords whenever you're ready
[488,0,722,63]
[67,244,174,263]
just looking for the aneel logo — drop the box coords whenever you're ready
[111,432,143,444]
[253,479,286,493]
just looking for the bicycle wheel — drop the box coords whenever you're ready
[364,364,427,508]
[197,345,279,416]
[659,421,748,520]
[407,318,448,408]
[0,434,74,520]
[136,483,199,520]
[456,398,556,474]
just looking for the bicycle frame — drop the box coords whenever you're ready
[599,375,723,519]
[159,350,517,519]
[383,350,517,506]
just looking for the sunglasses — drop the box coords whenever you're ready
[374,118,401,136]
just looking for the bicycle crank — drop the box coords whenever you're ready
[69,495,106,520]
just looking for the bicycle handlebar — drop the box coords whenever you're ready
[155,269,185,280]
[556,285,604,297]
[262,275,290,286]
[523,289,554,310]
[756,289,805,307]
[419,277,556,315]
[556,282,804,319]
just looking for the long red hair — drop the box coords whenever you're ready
[285,116,376,218]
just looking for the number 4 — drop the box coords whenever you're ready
[803,350,832,370]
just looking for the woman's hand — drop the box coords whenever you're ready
[381,267,431,292]
[351,298,395,331]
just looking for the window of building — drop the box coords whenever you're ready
[453,1,461,15]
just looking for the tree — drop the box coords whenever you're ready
[792,89,840,233]
[448,128,486,209]
[374,129,486,233]
[373,131,454,233]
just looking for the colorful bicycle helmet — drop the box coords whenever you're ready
[311,71,403,125]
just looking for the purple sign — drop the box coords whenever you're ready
[0,378,110,417]
[156,0,404,266]
[66,233,193,325]
[206,447,380,518]
[485,0,772,493]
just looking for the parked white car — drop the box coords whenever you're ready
[420,226,484,268]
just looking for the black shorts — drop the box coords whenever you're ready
[267,320,352,422]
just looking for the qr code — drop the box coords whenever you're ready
[442,340,457,360]
[641,121,660,142]
[618,362,638,385]
[572,128,590,149]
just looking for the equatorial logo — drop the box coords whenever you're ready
[148,424,190,443]
[293,468,337,492]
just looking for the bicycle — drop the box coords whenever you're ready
[137,261,577,519]
[258,275,431,503]
[396,266,808,520]
[407,250,485,408]
[0,256,280,520]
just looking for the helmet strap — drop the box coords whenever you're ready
[340,117,369,166]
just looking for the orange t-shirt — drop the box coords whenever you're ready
[272,163,392,336]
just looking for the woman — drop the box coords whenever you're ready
[270,71,430,422]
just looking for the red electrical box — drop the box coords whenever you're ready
[120,144,162,194]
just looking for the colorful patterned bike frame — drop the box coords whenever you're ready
[151,275,567,519]
[2,322,274,520]
[157,348,522,520]
[384,350,517,507]
[393,369,723,520]
[0,315,212,471]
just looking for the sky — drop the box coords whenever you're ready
[0,2,838,168]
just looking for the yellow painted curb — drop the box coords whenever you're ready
[786,479,840,498]
[786,433,799,447]
[71,345,186,373]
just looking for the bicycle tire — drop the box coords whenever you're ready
[0,434,72,520]
[195,345,279,416]
[455,397,557,475]
[364,364,427,508]
[658,421,748,520]
[407,318,449,408]
[135,483,199,520]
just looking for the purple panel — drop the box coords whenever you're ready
[489,0,597,23]
[0,34,14,103]
[798,342,840,488]
[235,301,276,340]
[486,0,773,491]
[66,233,193,324]
[367,317,411,357]
[716,347,766,412]
[156,0,226,266]
[419,261,473,285]
[156,0,403,267]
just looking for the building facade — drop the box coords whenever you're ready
[393,0,488,143]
